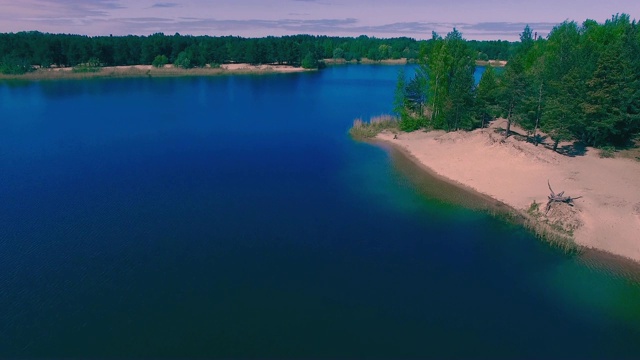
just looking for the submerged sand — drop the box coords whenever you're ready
[377,122,640,263]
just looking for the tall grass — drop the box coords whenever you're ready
[349,114,399,139]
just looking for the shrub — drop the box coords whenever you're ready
[301,52,319,69]
[0,56,34,75]
[152,55,169,68]
[174,51,192,69]
[349,115,399,139]
[72,57,101,73]
[599,146,616,158]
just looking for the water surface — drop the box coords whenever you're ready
[1,65,639,358]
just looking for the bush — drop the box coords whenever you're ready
[301,52,319,69]
[599,146,616,158]
[174,51,192,69]
[72,57,101,73]
[399,114,426,132]
[0,56,34,75]
[152,55,169,68]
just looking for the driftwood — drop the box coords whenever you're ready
[546,180,582,214]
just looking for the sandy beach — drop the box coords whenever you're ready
[377,122,640,263]
[0,63,310,81]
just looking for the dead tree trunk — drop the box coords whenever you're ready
[545,180,583,214]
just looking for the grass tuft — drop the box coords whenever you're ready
[599,145,616,158]
[349,114,399,139]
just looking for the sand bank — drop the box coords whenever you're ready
[323,58,410,65]
[0,63,310,81]
[377,122,640,263]
[323,58,506,67]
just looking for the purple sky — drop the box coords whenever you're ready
[0,0,638,40]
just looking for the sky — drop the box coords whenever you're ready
[0,0,639,41]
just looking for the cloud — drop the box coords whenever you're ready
[466,22,557,33]
[68,16,535,40]
[1,0,126,20]
[151,2,180,8]
[1,1,547,41]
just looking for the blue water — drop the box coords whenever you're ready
[1,66,640,358]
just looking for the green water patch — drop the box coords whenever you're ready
[367,138,640,280]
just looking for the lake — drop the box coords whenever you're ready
[1,65,639,358]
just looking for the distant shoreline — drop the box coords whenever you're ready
[0,63,312,81]
[0,59,507,81]
[323,58,507,67]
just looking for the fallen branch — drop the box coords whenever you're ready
[546,180,583,214]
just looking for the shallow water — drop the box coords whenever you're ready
[1,66,639,358]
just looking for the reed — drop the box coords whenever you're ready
[349,114,399,139]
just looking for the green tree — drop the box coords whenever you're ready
[424,32,450,129]
[301,51,318,69]
[474,65,500,128]
[332,47,344,60]
[152,54,168,68]
[498,56,527,138]
[444,29,476,130]
[0,55,34,74]
[423,29,477,131]
[543,73,581,151]
[393,68,407,117]
[174,51,192,68]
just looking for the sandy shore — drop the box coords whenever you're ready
[377,122,640,263]
[323,58,410,65]
[0,63,310,81]
[323,58,506,67]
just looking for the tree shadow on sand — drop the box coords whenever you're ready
[550,141,588,157]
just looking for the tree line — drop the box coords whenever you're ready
[0,31,515,74]
[396,14,640,148]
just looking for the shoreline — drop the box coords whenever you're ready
[373,138,577,252]
[323,58,506,67]
[374,126,640,270]
[1,60,507,81]
[0,63,312,81]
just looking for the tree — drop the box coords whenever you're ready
[424,32,450,129]
[393,68,407,117]
[152,54,168,68]
[0,55,33,74]
[301,51,318,69]
[443,29,476,130]
[332,47,344,60]
[174,51,192,68]
[499,54,528,138]
[474,65,500,128]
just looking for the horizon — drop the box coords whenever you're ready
[0,1,639,41]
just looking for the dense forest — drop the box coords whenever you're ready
[395,14,640,148]
[0,31,513,73]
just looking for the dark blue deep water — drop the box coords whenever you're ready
[1,66,640,358]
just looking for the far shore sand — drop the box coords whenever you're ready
[0,63,311,81]
[323,58,506,67]
[1,59,507,81]
[376,121,640,263]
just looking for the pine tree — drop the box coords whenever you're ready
[475,66,500,128]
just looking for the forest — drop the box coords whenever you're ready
[0,31,513,73]
[395,14,640,149]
